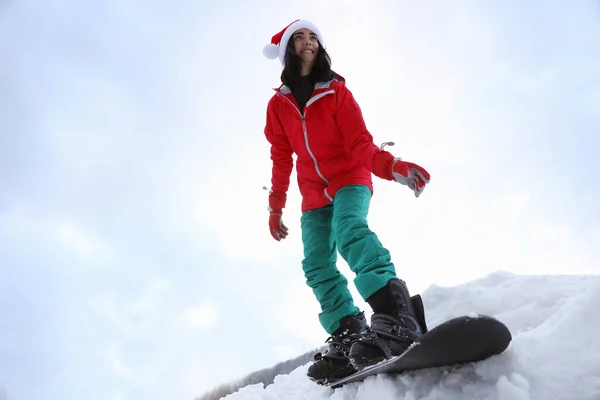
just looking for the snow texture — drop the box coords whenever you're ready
[220,271,600,400]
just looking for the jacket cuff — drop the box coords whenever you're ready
[372,150,395,180]
[268,191,286,214]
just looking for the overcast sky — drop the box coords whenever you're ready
[1,1,599,399]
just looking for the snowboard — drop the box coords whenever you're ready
[325,314,512,389]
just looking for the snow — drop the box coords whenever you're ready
[220,271,600,400]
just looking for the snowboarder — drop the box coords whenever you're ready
[262,19,431,384]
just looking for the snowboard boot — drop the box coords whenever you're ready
[349,278,428,370]
[306,311,368,384]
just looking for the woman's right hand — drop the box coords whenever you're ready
[269,212,289,241]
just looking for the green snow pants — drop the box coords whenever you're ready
[300,184,397,334]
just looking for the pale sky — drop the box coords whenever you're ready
[1,1,599,399]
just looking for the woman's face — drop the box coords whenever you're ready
[292,28,319,67]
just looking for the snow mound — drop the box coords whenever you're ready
[222,271,600,400]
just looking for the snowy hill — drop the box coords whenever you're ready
[215,271,600,400]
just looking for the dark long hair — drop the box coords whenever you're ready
[280,38,334,86]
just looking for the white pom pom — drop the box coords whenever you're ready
[263,43,279,59]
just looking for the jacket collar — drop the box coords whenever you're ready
[275,79,334,95]
[273,71,345,94]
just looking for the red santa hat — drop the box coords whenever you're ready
[263,19,326,66]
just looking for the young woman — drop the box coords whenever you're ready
[262,19,431,384]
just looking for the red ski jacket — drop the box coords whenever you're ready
[264,74,396,213]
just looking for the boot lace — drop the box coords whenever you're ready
[315,330,363,361]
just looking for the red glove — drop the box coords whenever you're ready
[391,158,431,197]
[265,189,289,241]
[268,210,289,241]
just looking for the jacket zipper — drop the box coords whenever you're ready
[278,90,335,201]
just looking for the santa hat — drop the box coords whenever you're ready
[263,19,326,66]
